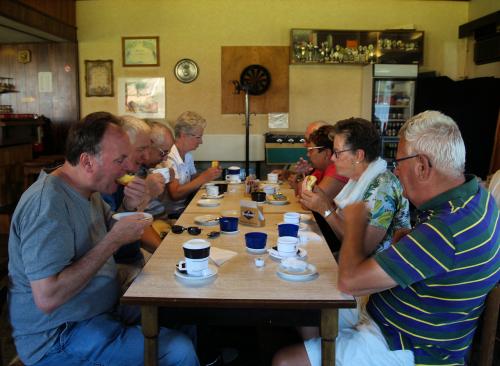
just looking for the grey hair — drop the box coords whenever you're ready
[149,121,173,146]
[399,111,465,177]
[173,111,207,138]
[120,115,151,144]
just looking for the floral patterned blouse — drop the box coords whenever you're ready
[362,170,410,252]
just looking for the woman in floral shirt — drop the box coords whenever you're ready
[300,117,410,255]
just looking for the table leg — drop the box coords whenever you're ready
[321,308,338,366]
[142,305,159,366]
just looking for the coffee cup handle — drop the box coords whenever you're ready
[225,175,230,181]
[177,260,187,273]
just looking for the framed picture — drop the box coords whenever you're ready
[85,60,114,97]
[118,77,165,118]
[122,36,159,66]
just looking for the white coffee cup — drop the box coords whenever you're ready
[267,173,278,183]
[277,236,298,258]
[262,185,275,195]
[152,167,170,183]
[283,212,300,225]
[178,239,211,276]
[226,166,241,182]
[206,185,219,197]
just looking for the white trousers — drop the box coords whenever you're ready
[304,308,414,366]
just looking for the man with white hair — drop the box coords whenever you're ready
[273,111,499,366]
[148,120,175,167]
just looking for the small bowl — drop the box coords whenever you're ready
[251,191,266,202]
[245,232,267,250]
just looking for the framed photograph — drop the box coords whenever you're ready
[118,77,165,118]
[122,36,159,66]
[85,60,114,97]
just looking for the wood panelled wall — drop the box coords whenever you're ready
[0,42,79,153]
[18,0,76,26]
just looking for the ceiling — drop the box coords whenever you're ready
[0,15,67,44]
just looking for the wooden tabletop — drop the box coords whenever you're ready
[183,183,311,215]
[122,202,354,309]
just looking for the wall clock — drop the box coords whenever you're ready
[174,59,198,83]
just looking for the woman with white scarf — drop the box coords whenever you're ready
[300,117,410,255]
[273,118,411,366]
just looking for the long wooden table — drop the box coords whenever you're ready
[121,182,355,366]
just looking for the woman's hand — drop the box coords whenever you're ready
[200,167,222,183]
[299,188,330,213]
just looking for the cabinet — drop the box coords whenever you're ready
[290,29,423,65]
[362,64,418,162]
[0,77,18,114]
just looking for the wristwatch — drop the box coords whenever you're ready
[323,208,333,218]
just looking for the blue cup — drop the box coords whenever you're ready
[220,216,239,232]
[278,223,299,237]
[245,232,267,249]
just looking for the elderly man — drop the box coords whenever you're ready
[273,111,499,366]
[148,120,175,167]
[8,112,199,366]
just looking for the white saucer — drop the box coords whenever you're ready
[194,214,220,226]
[227,179,242,184]
[268,247,307,261]
[201,193,224,199]
[278,222,308,231]
[174,264,218,286]
[246,247,267,254]
[277,263,318,282]
[221,230,239,235]
[267,199,289,206]
[197,199,220,207]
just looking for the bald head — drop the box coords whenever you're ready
[304,120,328,146]
[148,121,174,166]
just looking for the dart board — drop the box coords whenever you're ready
[239,64,271,95]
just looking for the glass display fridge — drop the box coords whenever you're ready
[361,64,418,163]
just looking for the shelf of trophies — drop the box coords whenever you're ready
[290,29,423,65]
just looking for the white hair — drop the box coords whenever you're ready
[399,110,465,177]
[148,121,173,146]
[173,111,207,138]
[120,115,151,144]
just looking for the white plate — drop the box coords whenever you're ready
[268,247,307,261]
[228,180,242,185]
[174,264,218,286]
[201,193,224,199]
[278,222,308,231]
[221,230,239,235]
[277,263,318,282]
[267,199,289,206]
[112,212,153,221]
[246,247,267,254]
[197,199,220,207]
[194,215,220,226]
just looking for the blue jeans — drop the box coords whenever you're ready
[33,312,199,366]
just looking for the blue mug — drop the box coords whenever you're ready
[220,216,239,232]
[278,223,299,237]
[245,232,267,249]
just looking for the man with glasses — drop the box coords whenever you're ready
[148,120,175,167]
[275,110,500,366]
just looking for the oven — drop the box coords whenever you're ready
[264,132,306,165]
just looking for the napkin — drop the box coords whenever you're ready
[210,247,237,266]
[299,231,322,245]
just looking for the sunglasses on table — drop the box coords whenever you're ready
[171,225,202,235]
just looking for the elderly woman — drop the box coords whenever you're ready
[301,117,410,255]
[273,117,410,366]
[163,111,221,218]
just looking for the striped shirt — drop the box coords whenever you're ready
[368,175,500,366]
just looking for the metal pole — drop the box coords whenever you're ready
[245,89,250,178]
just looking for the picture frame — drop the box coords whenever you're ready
[122,36,159,66]
[85,60,114,97]
[117,77,165,118]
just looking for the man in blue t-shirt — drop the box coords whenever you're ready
[8,112,199,365]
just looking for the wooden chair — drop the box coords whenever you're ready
[470,283,500,366]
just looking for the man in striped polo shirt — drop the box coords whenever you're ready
[273,110,499,366]
[338,111,499,365]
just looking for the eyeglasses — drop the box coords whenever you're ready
[187,133,203,140]
[392,154,433,169]
[157,147,168,158]
[332,148,354,159]
[306,146,326,152]
[171,225,202,235]
[207,231,220,239]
